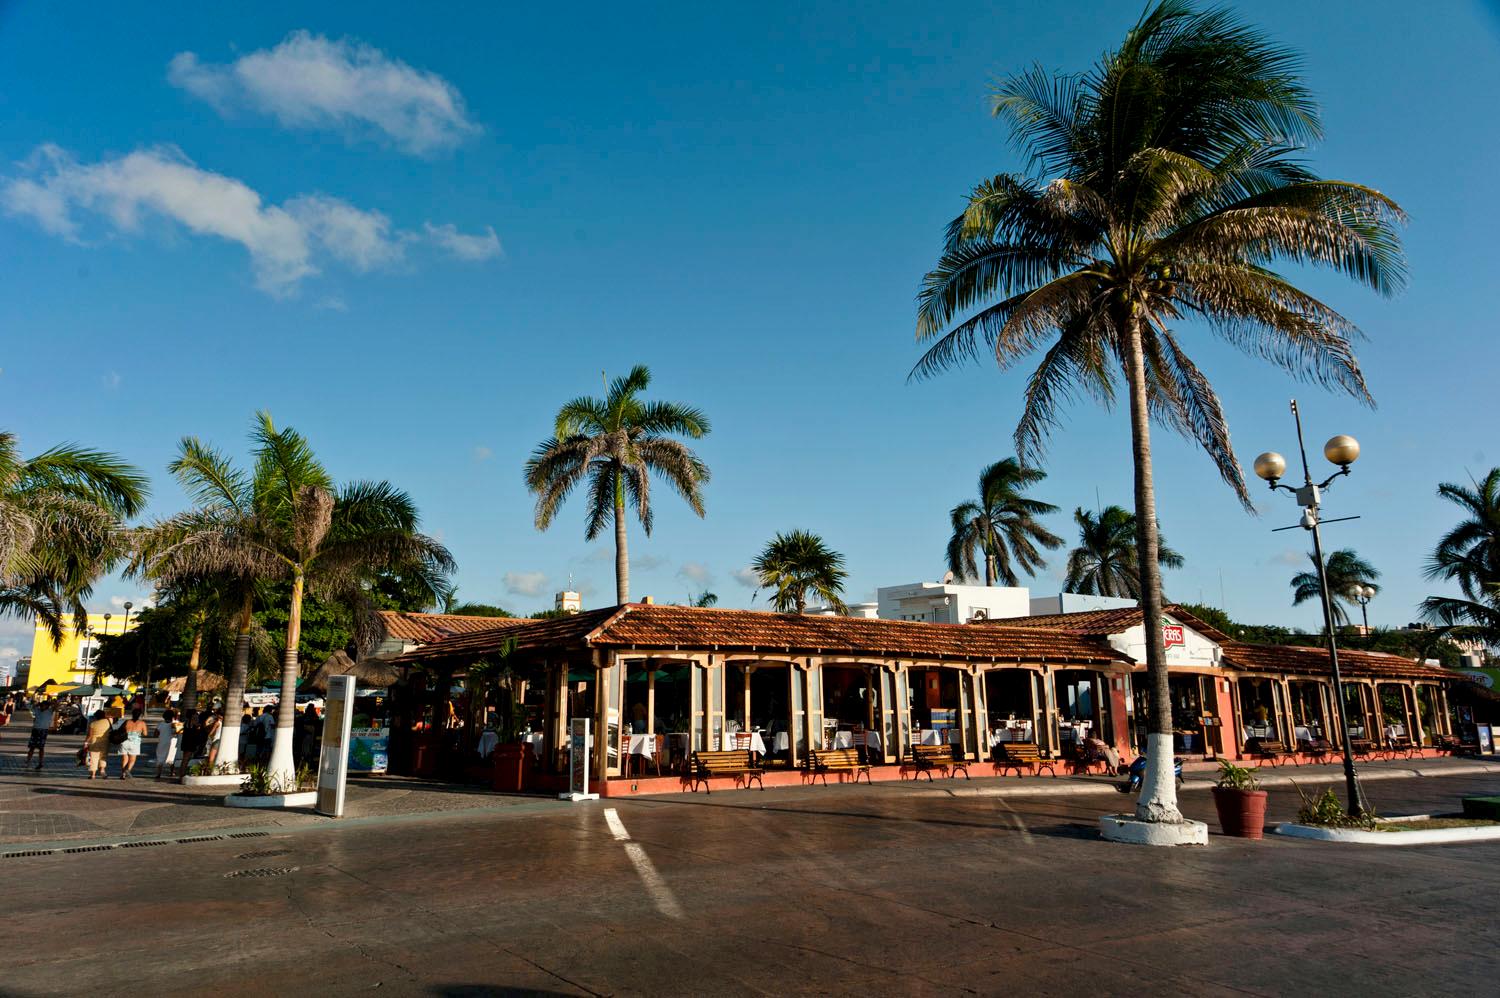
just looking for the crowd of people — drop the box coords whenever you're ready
[3,692,326,780]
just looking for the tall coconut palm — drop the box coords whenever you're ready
[136,413,453,783]
[753,530,848,614]
[946,458,1062,586]
[1421,469,1500,640]
[0,431,147,646]
[525,366,710,604]
[1064,506,1184,598]
[912,2,1404,824]
[1290,548,1378,629]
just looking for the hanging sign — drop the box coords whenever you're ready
[1162,624,1186,649]
[561,717,599,802]
[316,675,355,817]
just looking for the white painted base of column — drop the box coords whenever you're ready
[1099,813,1209,846]
[224,791,317,809]
[181,773,243,787]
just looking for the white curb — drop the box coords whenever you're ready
[1099,814,1209,846]
[1276,820,1500,845]
[224,791,318,809]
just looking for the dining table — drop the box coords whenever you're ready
[832,730,882,752]
[476,730,500,759]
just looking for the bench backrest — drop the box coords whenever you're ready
[1000,741,1040,762]
[812,748,862,769]
[692,749,755,773]
[912,744,956,763]
[1256,740,1287,753]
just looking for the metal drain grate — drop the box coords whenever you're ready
[175,835,226,844]
[2,850,57,859]
[235,848,290,859]
[225,866,297,879]
[119,840,171,849]
[227,831,270,839]
[63,845,116,854]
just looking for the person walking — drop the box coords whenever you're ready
[119,708,148,779]
[175,710,204,778]
[238,705,255,763]
[25,698,56,770]
[203,710,223,770]
[84,710,112,780]
[154,708,181,780]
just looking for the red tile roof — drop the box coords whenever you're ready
[387,604,1124,666]
[377,610,530,644]
[975,604,1234,644]
[1220,641,1453,681]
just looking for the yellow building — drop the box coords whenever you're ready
[27,612,139,689]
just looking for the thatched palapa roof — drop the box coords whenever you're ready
[301,649,402,693]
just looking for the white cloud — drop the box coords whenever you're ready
[678,561,713,586]
[1,646,21,660]
[424,222,501,261]
[1267,550,1308,568]
[168,32,479,155]
[731,566,760,588]
[3,145,492,297]
[472,445,493,462]
[314,295,348,312]
[503,571,549,598]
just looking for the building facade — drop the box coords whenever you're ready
[26,613,140,688]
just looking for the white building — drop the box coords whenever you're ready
[1027,591,1139,616]
[877,581,1033,624]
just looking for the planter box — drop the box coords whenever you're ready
[1212,787,1269,839]
[1277,817,1500,845]
[182,773,243,788]
[224,790,318,809]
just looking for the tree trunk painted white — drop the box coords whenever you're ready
[214,592,254,773]
[266,570,304,786]
[1121,305,1183,824]
[613,469,629,605]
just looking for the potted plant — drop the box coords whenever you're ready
[1212,761,1268,839]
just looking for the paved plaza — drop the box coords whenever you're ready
[3,718,1498,997]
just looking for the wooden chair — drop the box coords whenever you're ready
[619,731,633,778]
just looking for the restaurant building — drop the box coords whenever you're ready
[382,601,1459,795]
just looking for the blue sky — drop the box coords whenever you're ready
[3,2,1498,659]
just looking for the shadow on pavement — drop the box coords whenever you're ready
[31,785,225,807]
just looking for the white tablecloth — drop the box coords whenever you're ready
[832,730,883,751]
[1294,725,1314,743]
[522,732,544,758]
[627,733,657,758]
[1245,723,1274,740]
[477,731,500,759]
[772,732,789,753]
[1385,724,1406,740]
[990,726,1032,744]
[721,731,766,754]
[918,729,960,746]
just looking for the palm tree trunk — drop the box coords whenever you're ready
[1121,304,1183,824]
[613,470,630,604]
[984,552,996,587]
[215,591,254,773]
[267,569,304,784]
[182,628,204,711]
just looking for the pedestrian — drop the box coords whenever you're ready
[25,698,55,771]
[238,705,254,762]
[85,710,112,779]
[119,708,148,779]
[0,694,12,743]
[154,708,180,780]
[175,710,204,778]
[204,709,223,770]
[258,703,277,757]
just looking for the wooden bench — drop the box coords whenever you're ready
[1298,736,1333,763]
[1250,739,1291,766]
[1382,736,1418,760]
[908,744,970,781]
[1347,738,1375,760]
[688,749,764,793]
[995,741,1055,778]
[1437,734,1480,756]
[807,748,872,785]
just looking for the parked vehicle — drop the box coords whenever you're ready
[1119,754,1183,793]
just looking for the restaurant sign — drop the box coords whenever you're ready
[561,717,599,802]
[1162,623,1186,649]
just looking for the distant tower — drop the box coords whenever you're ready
[555,590,582,614]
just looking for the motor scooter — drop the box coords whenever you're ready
[1118,754,1183,793]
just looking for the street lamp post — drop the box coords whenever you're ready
[95,613,112,686]
[1353,586,1375,638]
[1253,399,1372,818]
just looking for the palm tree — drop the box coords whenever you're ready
[946,458,1062,586]
[911,2,1404,825]
[525,366,710,604]
[0,431,147,646]
[753,530,848,614]
[1421,469,1500,640]
[1290,548,1378,629]
[1064,506,1184,598]
[135,413,453,782]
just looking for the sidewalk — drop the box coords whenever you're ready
[5,713,1496,849]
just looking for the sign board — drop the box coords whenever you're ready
[316,675,355,817]
[1162,625,1186,649]
[1478,725,1494,756]
[348,726,389,773]
[561,717,598,802]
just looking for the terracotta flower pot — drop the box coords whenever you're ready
[1212,787,1269,839]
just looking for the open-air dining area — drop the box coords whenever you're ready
[370,600,1467,797]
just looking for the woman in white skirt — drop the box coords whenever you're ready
[153,707,181,780]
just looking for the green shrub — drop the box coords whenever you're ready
[1294,783,1377,829]
[1214,761,1262,791]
